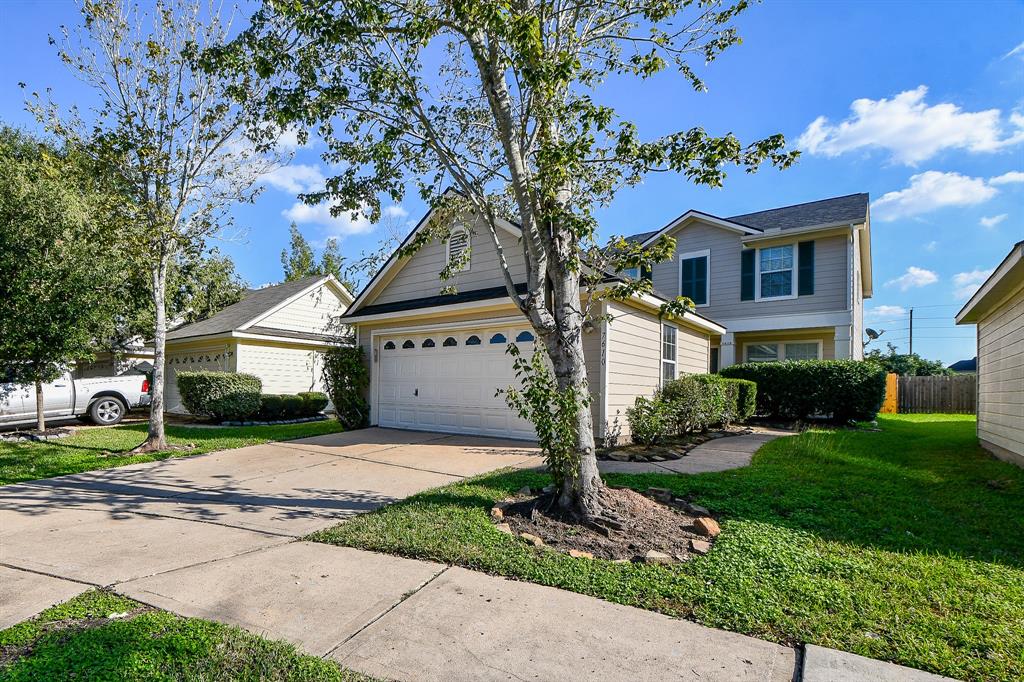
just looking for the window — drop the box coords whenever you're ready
[402,340,415,349]
[744,341,822,363]
[621,266,640,279]
[489,333,507,344]
[745,343,778,363]
[443,337,458,347]
[446,228,470,272]
[661,324,677,384]
[515,331,535,342]
[758,245,794,299]
[383,341,396,350]
[679,250,709,306]
[422,338,435,348]
[784,342,819,361]
[465,335,481,346]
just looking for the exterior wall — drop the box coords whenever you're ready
[370,217,528,306]
[648,220,850,320]
[74,352,152,379]
[164,339,238,414]
[851,228,865,360]
[257,281,348,335]
[734,328,836,364]
[976,283,1024,463]
[603,300,711,440]
[234,341,328,395]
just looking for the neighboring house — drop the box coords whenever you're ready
[161,274,353,413]
[624,193,872,370]
[948,357,977,373]
[74,338,155,379]
[955,240,1024,467]
[342,207,725,442]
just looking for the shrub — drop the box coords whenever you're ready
[176,371,262,422]
[258,394,286,421]
[281,394,305,418]
[728,378,758,422]
[720,360,886,421]
[658,374,728,433]
[626,396,671,445]
[297,391,328,416]
[323,346,370,429]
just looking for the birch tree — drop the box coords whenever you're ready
[218,0,796,519]
[31,0,278,450]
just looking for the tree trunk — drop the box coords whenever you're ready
[35,379,45,432]
[140,255,168,451]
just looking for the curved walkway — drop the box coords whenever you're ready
[598,427,793,475]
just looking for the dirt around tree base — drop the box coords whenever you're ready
[498,486,716,562]
[599,425,754,462]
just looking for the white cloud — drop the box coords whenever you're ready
[383,205,409,218]
[989,170,1024,185]
[872,171,997,221]
[952,268,995,300]
[980,214,1008,229]
[796,86,1024,165]
[924,240,938,252]
[260,164,326,194]
[866,305,907,321]
[885,266,939,292]
[282,202,375,237]
[1005,42,1024,60]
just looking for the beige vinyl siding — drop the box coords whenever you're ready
[648,221,849,320]
[977,284,1024,459]
[603,301,710,439]
[371,218,527,305]
[257,282,347,334]
[235,342,327,395]
[165,340,237,414]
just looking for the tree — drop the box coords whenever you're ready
[31,0,278,450]
[281,222,317,281]
[167,247,248,325]
[0,128,124,431]
[865,343,952,377]
[219,1,795,519]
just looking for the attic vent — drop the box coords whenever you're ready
[447,228,470,272]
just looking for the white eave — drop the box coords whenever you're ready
[956,241,1024,324]
[639,210,762,247]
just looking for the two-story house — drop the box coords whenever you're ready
[625,193,872,370]
[341,193,871,441]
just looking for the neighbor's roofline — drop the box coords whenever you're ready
[955,240,1024,324]
[239,274,353,332]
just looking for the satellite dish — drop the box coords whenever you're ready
[866,328,883,340]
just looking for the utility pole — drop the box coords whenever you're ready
[909,307,914,356]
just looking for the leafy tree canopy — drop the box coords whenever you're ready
[865,343,952,377]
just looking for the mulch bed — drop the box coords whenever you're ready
[599,425,754,462]
[498,486,717,562]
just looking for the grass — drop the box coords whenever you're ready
[310,414,1024,681]
[0,590,375,681]
[0,420,345,486]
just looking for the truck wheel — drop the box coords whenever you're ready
[89,396,126,426]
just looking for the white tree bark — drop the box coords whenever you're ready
[143,254,169,450]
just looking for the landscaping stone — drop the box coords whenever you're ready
[607,451,630,462]
[517,486,532,495]
[694,517,721,537]
[689,539,711,555]
[687,503,711,516]
[495,523,513,535]
[542,484,556,493]
[568,549,593,559]
[490,506,504,522]
[520,532,544,547]
[643,550,673,564]
[645,487,673,503]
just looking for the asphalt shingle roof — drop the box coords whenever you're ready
[166,274,326,341]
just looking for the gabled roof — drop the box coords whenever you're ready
[167,274,352,342]
[948,357,977,372]
[956,240,1024,324]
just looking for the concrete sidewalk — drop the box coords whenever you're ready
[598,428,791,475]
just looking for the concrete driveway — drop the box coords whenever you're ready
[0,428,541,625]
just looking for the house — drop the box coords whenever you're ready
[955,240,1024,467]
[948,357,978,373]
[161,274,353,413]
[624,193,872,370]
[342,207,726,442]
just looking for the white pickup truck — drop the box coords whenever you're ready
[0,372,151,427]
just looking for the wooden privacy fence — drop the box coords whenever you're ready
[882,373,977,414]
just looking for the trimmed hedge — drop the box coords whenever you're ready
[176,371,262,422]
[627,373,756,444]
[720,359,886,421]
[298,391,329,415]
[258,392,329,420]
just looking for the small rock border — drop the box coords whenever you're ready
[600,427,753,463]
[0,428,75,443]
[489,485,720,564]
[219,414,329,427]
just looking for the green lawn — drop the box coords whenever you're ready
[0,420,345,486]
[310,414,1024,681]
[0,590,375,681]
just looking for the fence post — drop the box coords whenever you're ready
[881,373,899,414]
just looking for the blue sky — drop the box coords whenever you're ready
[2,1,1022,365]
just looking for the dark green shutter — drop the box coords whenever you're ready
[798,240,815,296]
[740,249,755,301]
[681,258,694,300]
[694,255,708,305]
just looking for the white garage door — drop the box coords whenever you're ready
[376,325,538,439]
[165,349,231,414]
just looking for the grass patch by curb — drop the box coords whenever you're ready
[0,420,346,486]
[310,415,1024,681]
[0,590,376,681]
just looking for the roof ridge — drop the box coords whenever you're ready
[726,192,869,219]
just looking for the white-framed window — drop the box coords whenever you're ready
[744,340,823,363]
[661,324,677,384]
[757,245,794,300]
[446,227,470,272]
[621,266,640,279]
[678,249,710,307]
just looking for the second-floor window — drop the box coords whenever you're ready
[759,245,794,299]
[679,250,709,306]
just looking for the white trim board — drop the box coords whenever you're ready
[639,211,762,247]
[715,310,853,333]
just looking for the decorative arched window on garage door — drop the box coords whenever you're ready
[384,341,396,350]
[422,338,436,348]
[443,337,458,347]
[489,333,507,344]
[402,340,415,349]
[465,335,481,346]
[515,331,535,343]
